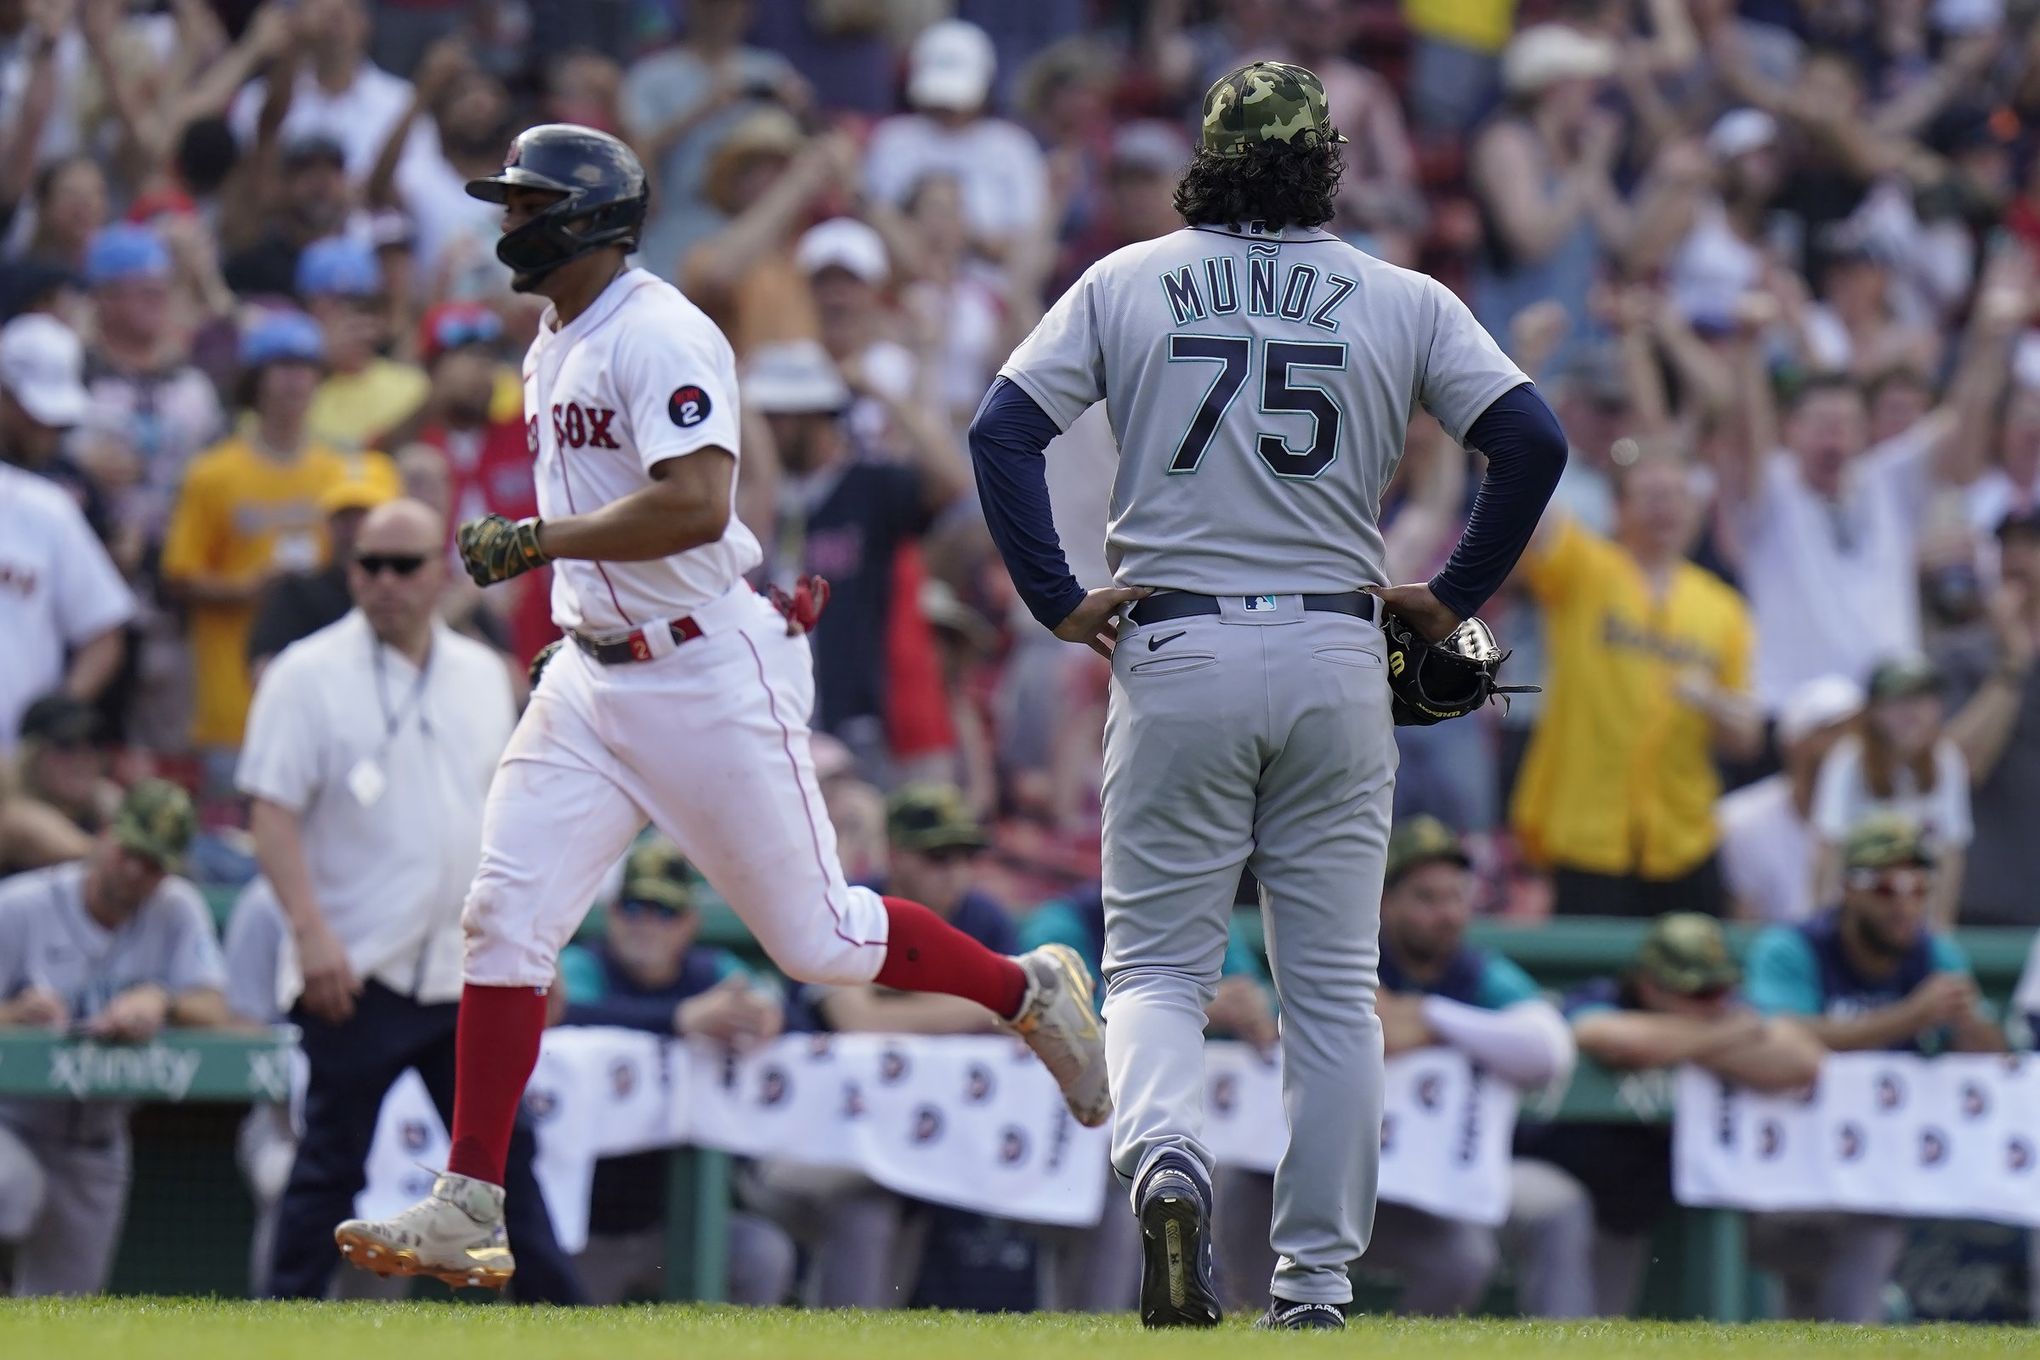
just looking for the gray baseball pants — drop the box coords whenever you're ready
[1101,595,1395,1307]
[0,1118,128,1297]
[1746,1212,1909,1322]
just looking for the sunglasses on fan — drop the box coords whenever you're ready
[354,553,429,577]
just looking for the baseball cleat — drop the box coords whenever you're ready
[1255,1298,1349,1330]
[1006,944,1111,1128]
[1137,1156,1222,1328]
[334,1171,516,1290]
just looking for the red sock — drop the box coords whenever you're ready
[876,896,1029,1019]
[446,983,548,1186]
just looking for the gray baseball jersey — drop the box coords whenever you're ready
[0,862,226,1023]
[0,862,227,1140]
[999,222,1526,593]
[0,861,226,1294]
[998,223,1526,1309]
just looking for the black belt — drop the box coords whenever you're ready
[571,617,703,665]
[1124,591,1377,628]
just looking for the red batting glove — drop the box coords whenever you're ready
[768,575,831,636]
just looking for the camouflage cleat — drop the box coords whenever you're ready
[1006,944,1112,1128]
[334,1172,515,1290]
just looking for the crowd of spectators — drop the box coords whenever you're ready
[5,0,2040,1321]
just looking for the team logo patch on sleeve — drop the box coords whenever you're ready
[668,385,712,428]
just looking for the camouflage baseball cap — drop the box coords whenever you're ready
[112,778,195,873]
[1199,61,1349,158]
[886,784,988,854]
[1843,812,1937,871]
[1635,913,1741,996]
[619,835,704,913]
[1384,816,1471,887]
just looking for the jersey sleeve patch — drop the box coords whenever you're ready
[668,385,713,429]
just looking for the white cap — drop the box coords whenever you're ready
[0,313,89,428]
[909,19,996,112]
[1707,108,1778,161]
[1778,675,1866,747]
[1501,24,1615,96]
[796,218,890,286]
[746,340,852,415]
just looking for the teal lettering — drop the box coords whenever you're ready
[1161,266,1206,325]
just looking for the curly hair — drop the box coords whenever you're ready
[1172,138,1345,231]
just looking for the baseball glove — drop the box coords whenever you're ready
[457,514,550,587]
[1380,613,1538,727]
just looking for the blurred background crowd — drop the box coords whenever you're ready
[6,0,2040,1322]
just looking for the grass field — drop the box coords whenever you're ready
[5,1300,2035,1360]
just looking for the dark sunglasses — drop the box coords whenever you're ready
[1679,983,1732,1003]
[355,553,429,577]
[616,898,686,921]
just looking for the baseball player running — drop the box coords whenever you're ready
[333,124,1107,1290]
[969,64,1567,1329]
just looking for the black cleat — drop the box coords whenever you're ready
[1136,1157,1222,1329]
[1255,1298,1349,1330]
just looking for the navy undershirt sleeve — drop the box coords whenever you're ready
[967,378,1089,630]
[1427,382,1569,621]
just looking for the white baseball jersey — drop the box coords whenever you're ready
[0,463,136,751]
[522,267,763,634]
[999,223,1527,594]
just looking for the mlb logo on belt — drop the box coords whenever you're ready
[1243,595,1278,612]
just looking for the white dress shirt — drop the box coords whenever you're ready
[236,611,513,1008]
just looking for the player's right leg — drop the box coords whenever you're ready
[335,645,649,1289]
[1098,610,1264,1327]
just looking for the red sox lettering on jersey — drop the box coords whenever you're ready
[551,401,622,450]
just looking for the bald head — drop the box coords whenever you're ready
[349,497,447,650]
[356,497,445,557]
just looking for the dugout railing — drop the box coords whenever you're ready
[8,915,2031,1315]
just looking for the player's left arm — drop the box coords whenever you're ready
[535,450,737,563]
[1375,283,1568,640]
[550,318,749,562]
[460,322,746,580]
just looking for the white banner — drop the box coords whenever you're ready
[1202,1045,1520,1226]
[356,1032,1523,1250]
[682,1031,1108,1228]
[1674,1052,2040,1227]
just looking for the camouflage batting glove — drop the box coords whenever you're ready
[457,514,550,587]
[527,638,563,689]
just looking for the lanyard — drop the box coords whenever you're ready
[370,633,433,747]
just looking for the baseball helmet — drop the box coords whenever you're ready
[465,124,647,288]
